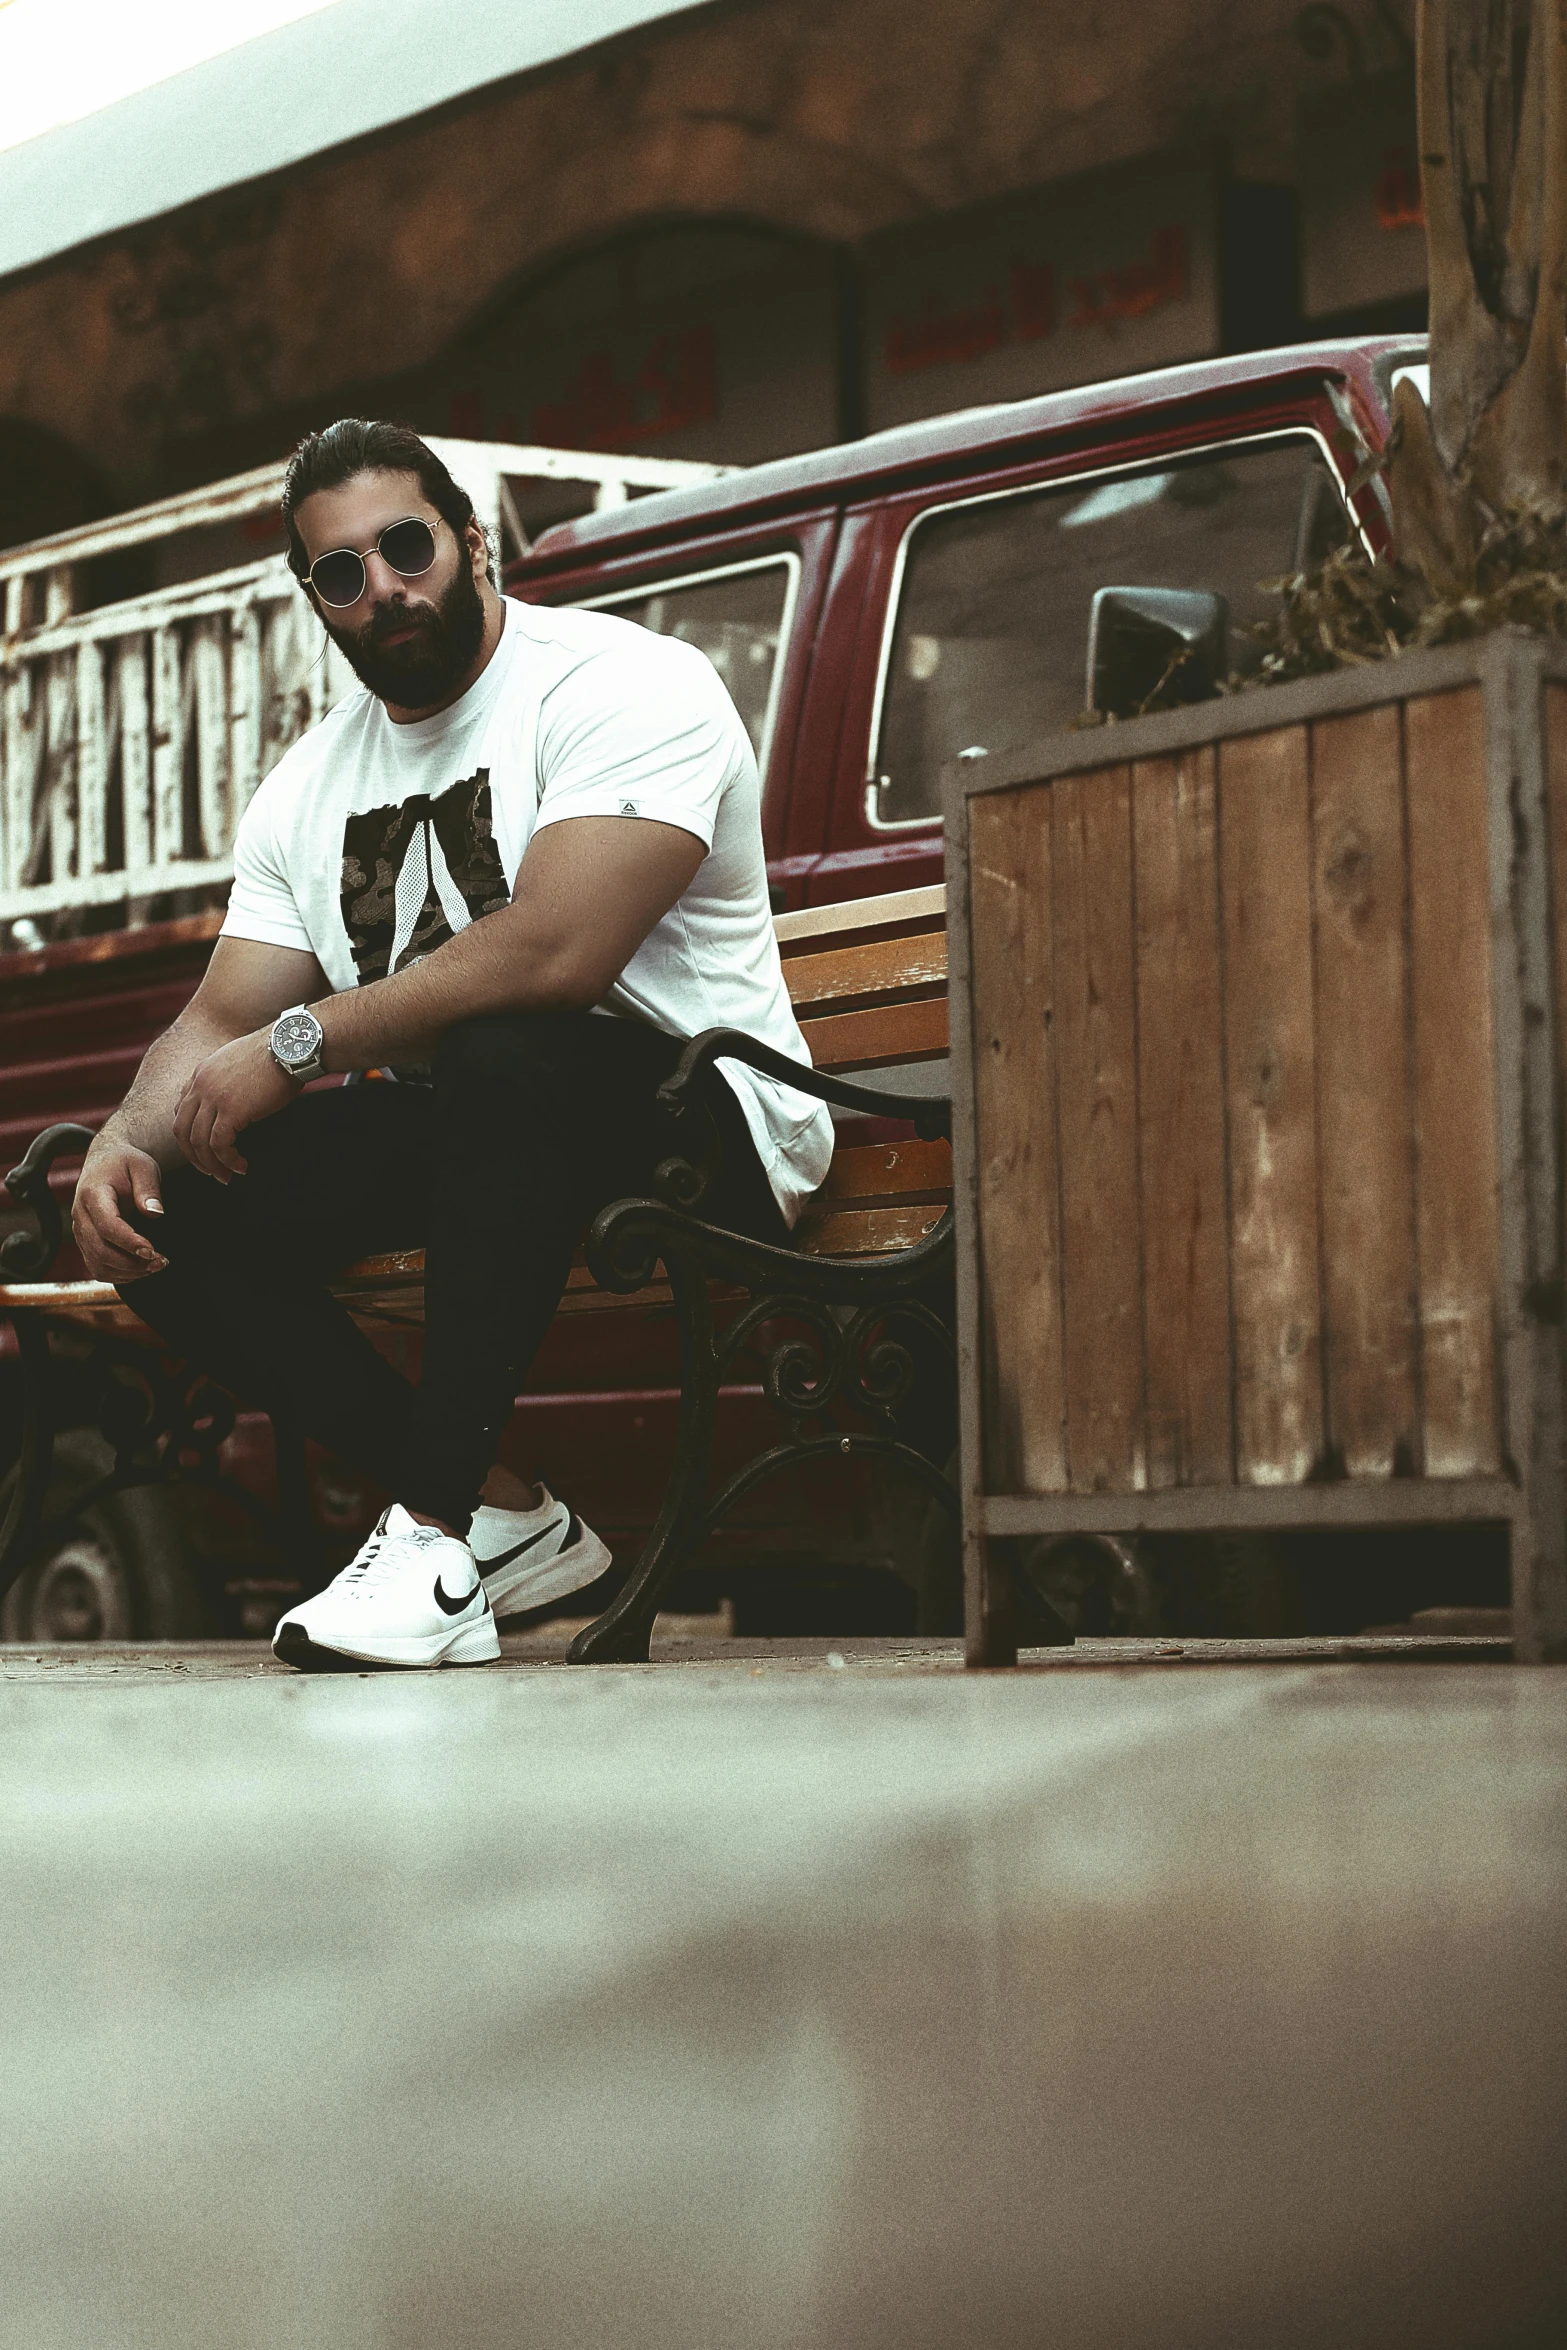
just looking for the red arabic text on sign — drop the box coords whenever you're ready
[529,324,719,451]
[1067,225,1188,333]
[883,223,1189,377]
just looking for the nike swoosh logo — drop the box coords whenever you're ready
[476,1515,568,1574]
[433,1575,485,1617]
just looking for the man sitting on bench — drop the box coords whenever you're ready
[69,420,833,1672]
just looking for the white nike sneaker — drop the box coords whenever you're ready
[468,1484,613,1618]
[273,1503,500,1671]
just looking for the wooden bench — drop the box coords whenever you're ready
[0,885,960,1659]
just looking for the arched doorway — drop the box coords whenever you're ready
[400,218,852,470]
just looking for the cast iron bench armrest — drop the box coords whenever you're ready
[3,1121,95,1278]
[657,1027,951,1139]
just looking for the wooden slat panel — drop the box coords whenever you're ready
[1220,725,1324,1485]
[3,664,42,894]
[117,638,152,872]
[46,652,77,892]
[1052,765,1144,1493]
[801,994,947,1070]
[150,627,182,864]
[1132,746,1232,1487]
[1310,705,1419,1476]
[76,641,107,880]
[785,932,946,1013]
[1405,687,1500,1474]
[229,602,262,820]
[969,783,1065,1493]
[1548,686,1567,1283]
[192,618,230,858]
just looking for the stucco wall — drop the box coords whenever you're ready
[0,0,1414,518]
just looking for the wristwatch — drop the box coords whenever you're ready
[269,1004,326,1084]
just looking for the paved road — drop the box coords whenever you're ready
[1,1645,1561,2349]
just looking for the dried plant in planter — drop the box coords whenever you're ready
[1244,0,1567,689]
[1243,502,1567,685]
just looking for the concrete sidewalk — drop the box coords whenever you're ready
[1,1641,1561,2350]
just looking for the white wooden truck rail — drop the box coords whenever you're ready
[0,438,724,927]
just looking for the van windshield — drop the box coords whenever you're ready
[873,434,1354,827]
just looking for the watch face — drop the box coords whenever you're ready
[274,1011,321,1068]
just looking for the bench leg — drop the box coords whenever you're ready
[567,1267,719,1665]
[0,1310,57,1609]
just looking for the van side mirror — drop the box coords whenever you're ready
[1087,586,1227,719]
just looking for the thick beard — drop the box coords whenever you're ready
[326,557,487,709]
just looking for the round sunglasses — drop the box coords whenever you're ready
[305,515,440,608]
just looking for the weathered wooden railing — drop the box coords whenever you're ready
[0,438,723,932]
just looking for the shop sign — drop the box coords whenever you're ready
[863,149,1220,431]
[1301,70,1425,318]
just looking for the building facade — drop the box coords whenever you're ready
[0,0,1424,547]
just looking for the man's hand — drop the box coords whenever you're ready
[173,1029,298,1181]
[73,1136,170,1283]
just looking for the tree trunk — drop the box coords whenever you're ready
[1390,0,1567,589]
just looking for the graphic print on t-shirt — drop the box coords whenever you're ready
[339,768,510,983]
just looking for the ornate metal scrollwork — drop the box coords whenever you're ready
[0,1123,313,1606]
[569,1183,960,1664]
[1,1122,94,1277]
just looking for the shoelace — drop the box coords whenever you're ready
[335,1514,443,1595]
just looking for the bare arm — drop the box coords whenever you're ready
[312,816,704,1071]
[73,936,326,1280]
[169,817,706,1183]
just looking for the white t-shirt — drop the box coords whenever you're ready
[219,597,834,1224]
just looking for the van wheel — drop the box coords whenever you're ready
[2,1522,135,1642]
[0,1441,222,1643]
[1019,1534,1161,1637]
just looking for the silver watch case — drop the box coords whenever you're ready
[270,1004,325,1083]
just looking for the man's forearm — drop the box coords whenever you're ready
[310,906,581,1074]
[101,1008,253,1165]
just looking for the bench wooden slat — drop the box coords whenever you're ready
[799,994,948,1069]
[2,1190,953,1340]
[814,1137,951,1205]
[784,931,947,1013]
[0,1279,144,1332]
[795,1201,948,1255]
[7,890,953,1341]
[773,883,945,951]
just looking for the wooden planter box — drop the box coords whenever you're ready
[947,632,1567,1665]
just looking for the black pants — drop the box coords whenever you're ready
[117,1010,786,1534]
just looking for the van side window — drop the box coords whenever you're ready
[586,555,799,780]
[872,436,1354,827]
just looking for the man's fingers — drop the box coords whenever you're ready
[83,1234,161,1281]
[130,1163,164,1217]
[209,1116,247,1178]
[74,1213,164,1282]
[174,1091,217,1179]
[76,1187,166,1273]
[79,1184,157,1257]
[177,1090,247,1182]
[186,1102,230,1184]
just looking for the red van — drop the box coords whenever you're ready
[0,335,1425,1641]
